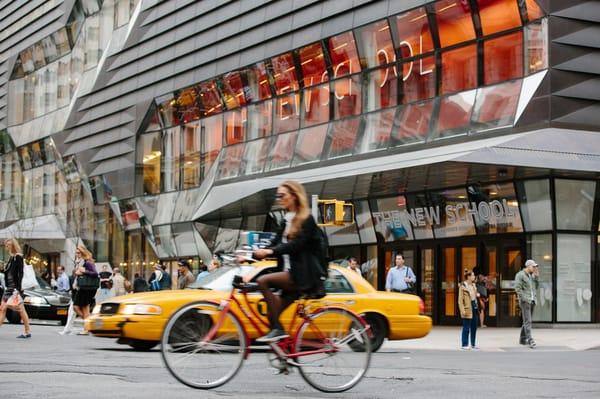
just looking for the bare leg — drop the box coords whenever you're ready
[0,302,7,328]
[73,305,84,318]
[256,272,296,331]
[18,305,31,334]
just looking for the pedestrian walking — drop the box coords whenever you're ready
[133,273,148,292]
[97,265,113,303]
[458,269,479,350]
[59,260,82,335]
[196,264,210,283]
[177,259,195,289]
[111,267,127,296]
[149,265,163,291]
[72,245,98,335]
[515,259,539,348]
[0,238,32,338]
[56,266,70,295]
[160,264,172,290]
[385,254,416,294]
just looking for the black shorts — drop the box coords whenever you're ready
[74,288,96,307]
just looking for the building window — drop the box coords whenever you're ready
[218,143,244,180]
[392,99,434,146]
[430,187,477,238]
[477,0,522,36]
[221,71,249,109]
[197,80,223,117]
[271,52,299,95]
[161,127,181,192]
[266,132,296,171]
[435,90,476,139]
[467,182,523,234]
[297,42,329,87]
[355,19,395,70]
[515,179,552,231]
[176,87,201,123]
[555,179,596,231]
[292,124,328,166]
[202,114,223,178]
[365,65,398,111]
[327,116,361,159]
[243,62,272,102]
[302,82,330,127]
[527,234,552,322]
[525,18,548,74]
[274,93,300,134]
[556,234,592,322]
[328,31,361,78]
[525,0,545,21]
[484,31,524,85]
[241,137,270,176]
[434,0,476,48]
[333,74,362,119]
[224,108,247,145]
[441,44,477,94]
[246,100,272,140]
[403,55,436,103]
[393,6,434,59]
[182,121,201,189]
[471,80,521,130]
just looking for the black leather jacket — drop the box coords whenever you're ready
[5,254,24,293]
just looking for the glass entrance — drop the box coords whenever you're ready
[498,244,523,326]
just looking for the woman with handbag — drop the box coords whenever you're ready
[458,269,479,350]
[0,238,32,338]
[73,245,98,335]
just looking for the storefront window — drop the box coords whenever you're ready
[202,114,223,177]
[557,234,592,322]
[467,182,523,234]
[8,79,24,125]
[137,132,161,195]
[391,99,434,146]
[218,143,244,180]
[302,82,330,127]
[266,132,296,171]
[355,19,395,69]
[197,80,223,116]
[471,80,521,131]
[515,179,552,231]
[525,19,548,74]
[527,234,552,322]
[220,71,249,109]
[57,55,71,108]
[393,7,434,59]
[555,179,596,231]
[406,193,435,239]
[441,44,477,94]
[484,31,524,85]
[325,223,360,246]
[327,117,361,159]
[271,52,299,95]
[224,108,247,145]
[243,62,272,101]
[246,100,272,140]
[157,94,179,127]
[182,121,201,189]
[162,126,181,192]
[434,90,476,139]
[333,75,361,119]
[358,108,395,153]
[297,42,329,87]
[241,137,270,176]
[370,196,415,241]
[292,124,328,166]
[355,200,377,244]
[176,87,201,123]
[403,55,436,103]
[273,93,300,134]
[430,187,477,238]
[172,223,198,256]
[328,31,361,78]
[477,0,522,36]
[365,65,398,111]
[434,0,476,48]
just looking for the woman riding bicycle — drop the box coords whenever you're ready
[253,180,324,343]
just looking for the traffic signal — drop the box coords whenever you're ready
[317,200,354,226]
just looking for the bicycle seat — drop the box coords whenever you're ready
[232,275,261,293]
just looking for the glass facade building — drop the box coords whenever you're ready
[0,0,599,325]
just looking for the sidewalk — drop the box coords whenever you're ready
[382,326,600,352]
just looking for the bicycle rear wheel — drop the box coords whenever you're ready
[161,301,246,389]
[294,307,372,392]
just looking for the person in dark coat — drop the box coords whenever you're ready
[133,273,148,293]
[0,238,32,338]
[253,180,324,343]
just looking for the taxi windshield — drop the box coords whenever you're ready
[189,266,256,292]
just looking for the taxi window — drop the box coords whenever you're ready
[324,270,354,294]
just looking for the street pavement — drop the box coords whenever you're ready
[1,322,599,398]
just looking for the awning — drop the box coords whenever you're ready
[0,215,66,240]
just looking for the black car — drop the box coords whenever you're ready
[1,275,71,325]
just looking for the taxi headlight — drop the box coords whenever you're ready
[92,305,101,315]
[121,304,162,315]
[24,297,46,306]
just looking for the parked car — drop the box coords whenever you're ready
[0,274,71,325]
[86,263,432,351]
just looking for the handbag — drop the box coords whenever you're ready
[405,268,416,294]
[77,274,100,289]
[21,262,39,290]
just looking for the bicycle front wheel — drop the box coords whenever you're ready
[294,307,372,392]
[160,301,246,389]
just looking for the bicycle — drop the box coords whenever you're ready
[160,264,372,393]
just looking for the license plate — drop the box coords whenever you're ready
[57,309,68,315]
[94,318,103,329]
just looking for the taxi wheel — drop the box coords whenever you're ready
[350,314,386,353]
[129,340,158,351]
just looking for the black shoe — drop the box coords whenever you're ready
[16,333,31,339]
[256,329,289,343]
[519,340,527,345]
[529,340,537,349]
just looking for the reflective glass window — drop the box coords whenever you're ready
[224,108,247,145]
[527,234,552,322]
[162,126,181,192]
[333,75,361,119]
[273,93,300,134]
[271,53,299,95]
[153,225,177,258]
[484,31,523,85]
[182,121,201,189]
[19,146,32,170]
[20,48,35,74]
[176,87,201,123]
[43,163,56,214]
[370,196,415,241]
[266,132,296,171]
[391,100,434,146]
[41,37,58,64]
[218,143,244,180]
[365,65,398,111]
[241,137,271,176]
[57,55,71,108]
[393,7,434,58]
[221,71,249,109]
[214,218,242,254]
[302,82,330,127]
[358,108,395,153]
[354,201,377,244]
[157,95,180,127]
[8,79,24,125]
[555,179,596,231]
[243,62,272,101]
[327,117,361,159]
[84,14,101,69]
[406,193,435,239]
[137,132,161,195]
[526,0,545,20]
[202,114,223,177]
[441,44,477,94]
[292,124,328,166]
[472,80,521,130]
[52,29,70,56]
[325,222,360,246]
[434,0,476,48]
[477,0,522,36]
[557,234,591,322]
[402,55,436,103]
[197,80,223,117]
[467,183,523,234]
[430,188,477,238]
[33,167,45,217]
[434,90,476,139]
[297,42,328,88]
[525,19,548,74]
[355,20,395,69]
[32,43,46,70]
[30,142,45,167]
[515,179,552,231]
[23,75,35,121]
[172,223,198,257]
[246,100,272,140]
[328,31,361,78]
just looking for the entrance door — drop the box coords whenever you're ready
[439,244,478,325]
[497,243,523,326]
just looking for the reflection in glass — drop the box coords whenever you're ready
[218,143,244,180]
[365,65,398,111]
[241,137,270,175]
[273,93,300,134]
[434,0,476,48]
[484,31,523,85]
[555,179,596,231]
[224,108,247,145]
[173,223,198,256]
[441,44,477,94]
[471,80,520,130]
[467,183,523,234]
[243,62,272,101]
[434,90,476,139]
[477,0,522,36]
[266,132,296,171]
[302,83,330,127]
[430,188,476,238]
[271,53,299,95]
[370,196,414,241]
[393,7,434,58]
[525,19,548,74]
[391,100,434,146]
[327,117,361,159]
[355,19,395,69]
[292,125,328,166]
[402,56,435,103]
[328,31,361,78]
[406,193,435,239]
[176,87,201,123]
[325,223,360,246]
[557,234,591,322]
[162,126,181,192]
[197,80,223,116]
[297,42,328,87]
[182,121,201,189]
[246,100,272,140]
[221,71,248,109]
[515,179,552,231]
[157,94,179,127]
[528,234,552,322]
[354,201,377,244]
[359,108,395,153]
[202,114,223,178]
[214,218,242,253]
[195,222,219,253]
[154,224,178,258]
[526,0,545,20]
[333,75,361,119]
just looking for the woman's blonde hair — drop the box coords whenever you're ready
[76,244,94,261]
[4,238,22,255]
[280,180,310,239]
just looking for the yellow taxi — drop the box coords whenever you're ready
[86,263,431,351]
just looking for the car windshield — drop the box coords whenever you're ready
[36,276,51,289]
[189,266,256,292]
